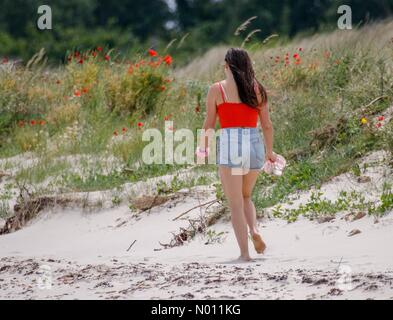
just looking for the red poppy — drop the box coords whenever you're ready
[97,47,103,52]
[74,90,81,97]
[294,58,302,65]
[67,56,72,63]
[195,106,200,113]
[128,65,133,74]
[30,120,36,126]
[78,59,84,64]
[160,85,166,92]
[299,48,303,52]
[105,55,110,61]
[113,130,118,136]
[122,127,127,134]
[74,51,80,58]
[165,79,171,83]
[376,122,382,128]
[148,49,158,57]
[377,116,385,121]
[137,122,144,128]
[39,120,46,126]
[82,87,89,94]
[92,51,97,58]
[163,55,172,65]
[293,53,300,59]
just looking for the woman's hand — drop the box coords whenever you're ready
[266,151,277,163]
[196,146,209,158]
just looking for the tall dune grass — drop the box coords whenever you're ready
[0,20,392,201]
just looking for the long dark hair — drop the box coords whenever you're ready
[225,48,267,108]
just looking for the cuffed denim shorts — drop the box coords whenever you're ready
[216,127,265,170]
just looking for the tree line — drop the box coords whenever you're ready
[0,0,392,63]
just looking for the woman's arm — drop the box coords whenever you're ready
[198,84,217,151]
[259,102,275,161]
[255,84,276,162]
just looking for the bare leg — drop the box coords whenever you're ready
[243,170,266,254]
[219,166,250,261]
[242,170,260,236]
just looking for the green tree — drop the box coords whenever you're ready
[94,0,171,39]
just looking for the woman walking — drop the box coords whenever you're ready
[197,48,276,261]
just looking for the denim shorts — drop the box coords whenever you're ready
[216,127,265,170]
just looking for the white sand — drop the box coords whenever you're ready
[0,151,392,299]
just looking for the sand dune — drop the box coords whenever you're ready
[0,151,392,299]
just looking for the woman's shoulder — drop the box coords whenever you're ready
[211,80,225,88]
[208,81,223,94]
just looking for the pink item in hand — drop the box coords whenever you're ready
[262,154,286,176]
[195,147,209,158]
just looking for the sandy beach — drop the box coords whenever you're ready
[0,151,392,300]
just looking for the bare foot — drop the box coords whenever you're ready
[251,233,266,254]
[238,255,252,262]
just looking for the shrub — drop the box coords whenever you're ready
[14,125,48,152]
[0,67,60,136]
[104,55,172,116]
[47,101,81,127]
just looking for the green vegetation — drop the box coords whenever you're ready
[1,0,393,64]
[0,20,392,221]
[0,182,14,218]
[156,174,215,195]
[205,229,226,245]
[272,185,393,223]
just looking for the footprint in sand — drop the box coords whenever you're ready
[322,226,340,236]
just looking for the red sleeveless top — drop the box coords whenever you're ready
[216,82,259,128]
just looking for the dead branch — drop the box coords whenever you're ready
[359,95,388,115]
[131,194,177,212]
[159,205,228,250]
[126,240,137,252]
[172,199,218,221]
